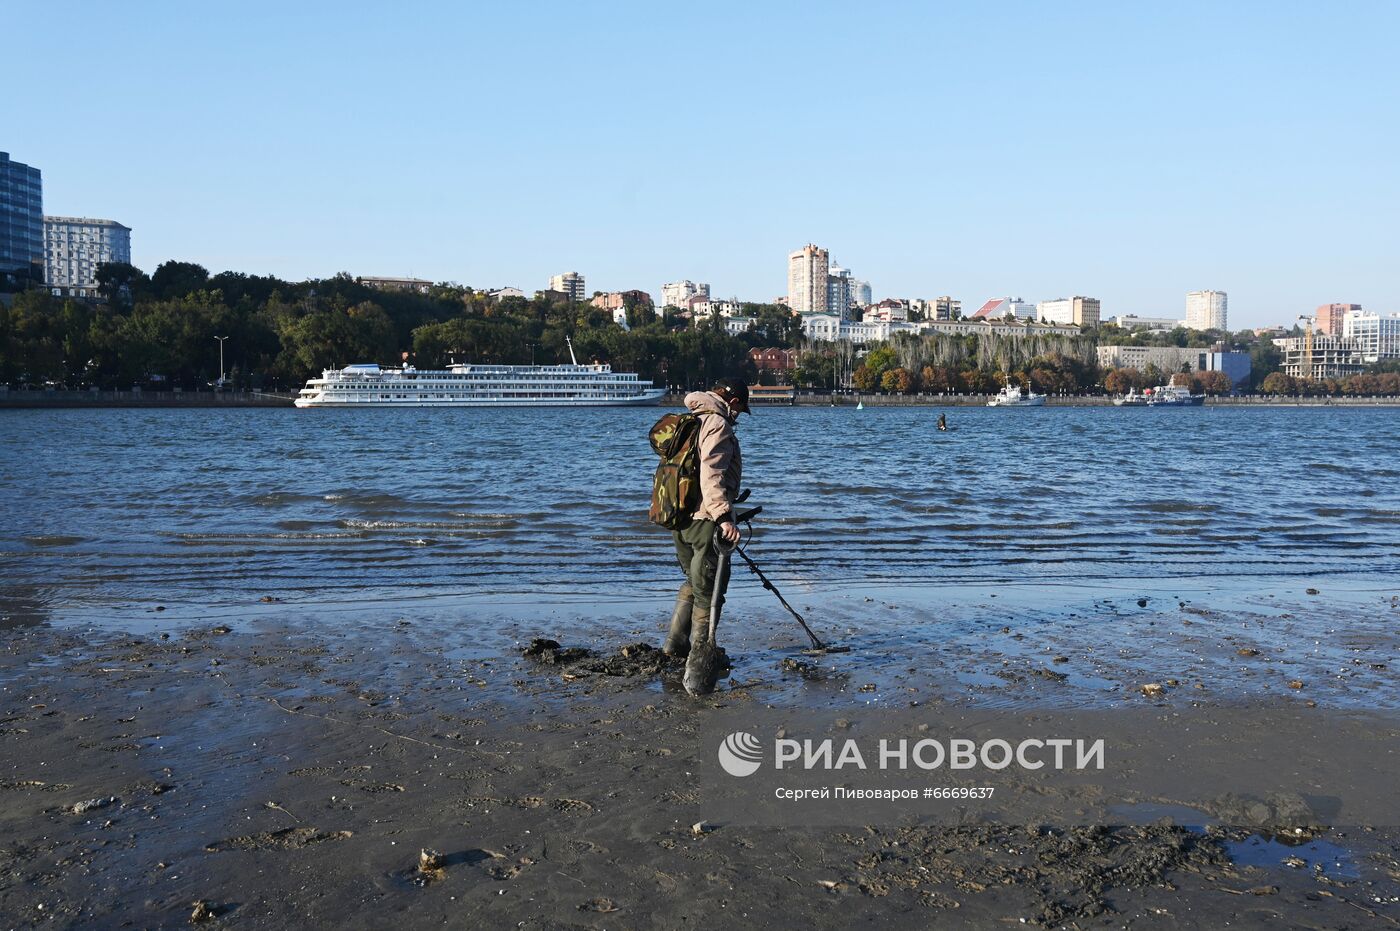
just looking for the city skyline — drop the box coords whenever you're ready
[9,1,1400,328]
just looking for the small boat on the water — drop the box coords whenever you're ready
[1114,389,1150,407]
[987,384,1046,407]
[1146,384,1205,407]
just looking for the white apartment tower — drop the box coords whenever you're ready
[1185,290,1228,331]
[44,216,131,297]
[661,280,709,310]
[548,271,586,302]
[1342,310,1400,363]
[787,244,829,314]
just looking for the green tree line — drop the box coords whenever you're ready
[0,261,772,391]
[6,260,1389,396]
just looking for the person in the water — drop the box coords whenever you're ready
[937,413,947,431]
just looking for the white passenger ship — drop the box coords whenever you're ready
[295,339,666,408]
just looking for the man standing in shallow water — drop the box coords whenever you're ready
[661,378,749,690]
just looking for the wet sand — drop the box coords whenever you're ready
[2,586,1399,929]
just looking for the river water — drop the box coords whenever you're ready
[1,405,1397,626]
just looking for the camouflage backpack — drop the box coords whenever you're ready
[648,412,702,530]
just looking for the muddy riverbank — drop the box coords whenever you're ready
[3,583,1398,928]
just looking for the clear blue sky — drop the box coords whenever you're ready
[10,1,1397,327]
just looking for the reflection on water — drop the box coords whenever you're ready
[0,406,1397,615]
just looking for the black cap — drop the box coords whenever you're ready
[713,378,751,415]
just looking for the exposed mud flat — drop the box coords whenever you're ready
[2,604,1398,929]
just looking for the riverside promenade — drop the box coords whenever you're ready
[0,389,295,408]
[2,388,1396,408]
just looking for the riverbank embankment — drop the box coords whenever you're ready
[0,389,294,408]
[2,389,1397,409]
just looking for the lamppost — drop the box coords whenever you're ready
[214,336,229,387]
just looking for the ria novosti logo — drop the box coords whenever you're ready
[717,732,764,777]
[716,731,1105,777]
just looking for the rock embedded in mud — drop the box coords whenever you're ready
[68,796,117,815]
[1288,679,1304,689]
[189,900,214,923]
[1139,683,1164,697]
[1237,648,1260,657]
[521,639,594,665]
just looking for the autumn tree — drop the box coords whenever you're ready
[881,367,914,393]
[1197,370,1233,395]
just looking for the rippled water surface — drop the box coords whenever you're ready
[1,406,1397,620]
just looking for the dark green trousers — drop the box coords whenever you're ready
[673,519,730,611]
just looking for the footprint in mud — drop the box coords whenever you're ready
[205,827,353,852]
[459,795,595,814]
[0,780,71,792]
[578,897,619,913]
[340,779,405,794]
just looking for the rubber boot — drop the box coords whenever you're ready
[662,583,693,657]
[683,602,719,696]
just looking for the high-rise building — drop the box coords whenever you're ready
[1185,290,1228,331]
[548,271,586,302]
[1,152,44,279]
[661,280,709,310]
[932,296,960,321]
[851,279,872,307]
[1341,310,1400,363]
[1037,296,1101,327]
[787,244,829,314]
[1315,303,1361,337]
[826,265,853,320]
[44,216,132,297]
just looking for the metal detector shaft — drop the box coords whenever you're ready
[732,545,827,651]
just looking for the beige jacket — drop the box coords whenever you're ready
[684,390,742,523]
